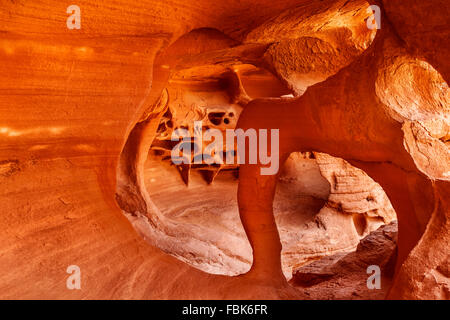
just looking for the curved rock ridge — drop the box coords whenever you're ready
[0,0,448,300]
[291,221,398,300]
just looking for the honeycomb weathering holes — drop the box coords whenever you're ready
[115,21,393,278]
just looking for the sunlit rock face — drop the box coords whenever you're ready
[0,0,448,300]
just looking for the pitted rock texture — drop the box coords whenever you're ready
[0,0,448,300]
[140,151,395,278]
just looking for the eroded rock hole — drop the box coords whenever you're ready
[118,23,397,285]
[353,214,368,236]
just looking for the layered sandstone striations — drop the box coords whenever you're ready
[0,0,448,300]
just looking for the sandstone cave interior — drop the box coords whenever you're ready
[1,0,449,300]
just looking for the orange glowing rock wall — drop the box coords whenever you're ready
[0,0,448,299]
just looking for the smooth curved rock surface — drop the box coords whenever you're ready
[0,0,448,300]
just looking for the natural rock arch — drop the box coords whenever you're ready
[236,15,449,299]
[112,0,449,300]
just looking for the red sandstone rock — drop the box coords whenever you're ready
[291,221,398,300]
[0,0,448,300]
